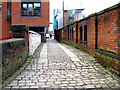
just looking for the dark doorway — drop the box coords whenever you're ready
[80,26,82,43]
[29,27,46,42]
[84,25,87,44]
[68,28,69,40]
[72,28,74,41]
[29,27,45,33]
[70,28,71,40]
[76,24,78,43]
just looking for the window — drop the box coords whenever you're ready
[72,28,74,41]
[28,4,33,15]
[84,25,87,44]
[80,26,82,43]
[34,3,41,16]
[22,3,27,15]
[7,2,11,18]
[0,4,2,11]
[21,2,41,16]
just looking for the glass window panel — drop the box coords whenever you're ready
[0,4,2,11]
[34,3,41,16]
[34,3,40,9]
[23,4,27,9]
[21,3,27,16]
[28,4,33,11]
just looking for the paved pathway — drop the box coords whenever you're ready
[4,39,119,89]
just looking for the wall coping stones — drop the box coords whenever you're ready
[0,38,25,44]
[58,3,120,30]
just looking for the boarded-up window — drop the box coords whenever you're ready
[84,25,87,44]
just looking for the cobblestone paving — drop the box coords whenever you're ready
[4,39,120,89]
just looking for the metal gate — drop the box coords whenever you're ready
[29,31,41,56]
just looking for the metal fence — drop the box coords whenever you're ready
[29,31,41,56]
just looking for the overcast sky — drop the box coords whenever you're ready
[49,0,120,31]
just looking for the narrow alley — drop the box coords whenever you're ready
[4,39,119,89]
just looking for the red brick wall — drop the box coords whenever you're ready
[77,16,96,55]
[11,2,49,27]
[69,26,71,41]
[87,16,96,54]
[64,10,68,27]
[118,7,120,55]
[65,27,68,40]
[1,2,11,38]
[60,29,62,40]
[78,20,87,45]
[73,23,76,44]
[39,33,45,42]
[55,4,119,55]
[1,1,49,38]
[69,26,73,41]
[98,8,119,53]
[66,27,69,40]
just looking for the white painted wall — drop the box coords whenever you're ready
[29,31,41,56]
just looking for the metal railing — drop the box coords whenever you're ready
[21,9,41,16]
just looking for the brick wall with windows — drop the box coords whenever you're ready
[11,1,49,27]
[1,1,49,38]
[56,3,119,55]
[73,23,77,44]
[87,16,96,54]
[77,16,96,55]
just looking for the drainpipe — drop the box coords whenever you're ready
[95,13,98,49]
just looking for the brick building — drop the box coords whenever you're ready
[63,10,68,27]
[0,0,49,42]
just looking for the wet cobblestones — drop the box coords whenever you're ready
[4,39,120,89]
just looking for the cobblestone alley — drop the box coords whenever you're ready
[4,39,120,89]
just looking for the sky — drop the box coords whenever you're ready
[49,0,120,31]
